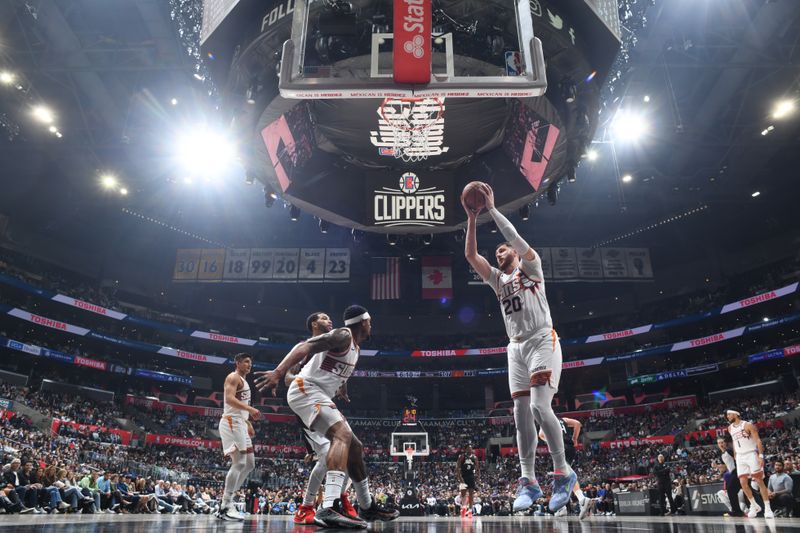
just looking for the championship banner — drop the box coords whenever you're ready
[52,419,132,445]
[421,256,453,299]
[51,294,127,320]
[7,308,90,336]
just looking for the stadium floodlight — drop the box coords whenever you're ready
[0,71,15,85]
[772,99,795,119]
[585,149,598,161]
[621,174,633,183]
[175,127,237,178]
[120,188,129,196]
[612,109,648,142]
[32,105,55,124]
[101,174,118,189]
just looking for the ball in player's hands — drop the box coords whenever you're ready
[462,181,486,212]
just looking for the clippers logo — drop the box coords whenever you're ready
[373,173,446,227]
[404,34,425,58]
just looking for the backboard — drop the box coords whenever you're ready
[279,0,546,99]
[390,431,430,458]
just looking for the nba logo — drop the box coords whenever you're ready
[505,51,524,76]
[399,172,420,194]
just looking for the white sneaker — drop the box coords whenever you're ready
[58,502,70,511]
[579,497,591,520]
[554,506,568,517]
[764,508,774,519]
[747,503,762,518]
[225,507,244,521]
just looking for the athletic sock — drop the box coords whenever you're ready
[353,479,372,509]
[575,487,586,500]
[322,471,346,509]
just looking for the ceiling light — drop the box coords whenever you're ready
[387,234,398,246]
[120,188,129,196]
[318,218,329,233]
[518,204,530,221]
[772,99,795,119]
[612,109,648,142]
[289,205,300,221]
[0,71,15,85]
[585,149,598,161]
[643,95,650,103]
[751,191,760,198]
[101,175,118,189]
[622,174,633,183]
[175,128,237,178]
[170,98,178,106]
[32,105,54,124]
[48,125,57,133]
[55,132,63,138]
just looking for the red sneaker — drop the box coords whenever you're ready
[340,495,359,520]
[293,504,316,525]
[460,506,466,518]
[465,509,473,519]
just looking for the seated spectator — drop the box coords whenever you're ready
[767,460,794,517]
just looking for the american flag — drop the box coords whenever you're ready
[370,257,400,300]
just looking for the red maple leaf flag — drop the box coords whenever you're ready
[421,256,453,300]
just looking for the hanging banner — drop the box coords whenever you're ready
[601,248,628,278]
[51,295,127,320]
[576,248,603,279]
[421,256,453,299]
[7,308,90,336]
[551,247,578,279]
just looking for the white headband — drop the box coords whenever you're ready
[726,410,740,416]
[344,312,370,326]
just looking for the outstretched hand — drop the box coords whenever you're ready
[461,194,480,218]
[254,370,282,396]
[479,183,495,210]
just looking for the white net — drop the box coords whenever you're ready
[380,98,444,163]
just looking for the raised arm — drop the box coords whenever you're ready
[462,194,493,281]
[254,328,352,395]
[481,184,536,262]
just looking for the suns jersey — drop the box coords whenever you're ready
[728,420,758,455]
[485,251,553,340]
[297,336,359,398]
[222,373,251,420]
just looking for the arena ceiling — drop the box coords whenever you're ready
[0,0,798,265]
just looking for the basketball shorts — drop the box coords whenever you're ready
[735,451,763,476]
[565,444,576,464]
[508,328,562,398]
[302,427,331,458]
[287,377,347,435]
[461,474,476,490]
[218,415,253,456]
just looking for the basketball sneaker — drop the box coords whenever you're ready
[293,504,316,525]
[315,499,367,529]
[512,477,543,512]
[747,502,762,518]
[340,495,358,520]
[764,508,774,519]
[549,470,578,512]
[579,496,593,520]
[357,496,400,522]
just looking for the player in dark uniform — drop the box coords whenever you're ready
[456,445,480,518]
[538,417,594,519]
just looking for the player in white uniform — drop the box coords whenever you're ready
[280,311,358,525]
[216,353,261,521]
[726,409,774,518]
[462,183,576,513]
[256,305,399,529]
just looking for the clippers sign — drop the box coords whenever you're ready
[369,171,451,228]
[393,0,431,84]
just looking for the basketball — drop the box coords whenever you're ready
[462,181,486,212]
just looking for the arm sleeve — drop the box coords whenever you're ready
[519,249,544,281]
[489,208,530,256]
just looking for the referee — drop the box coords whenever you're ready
[717,436,743,516]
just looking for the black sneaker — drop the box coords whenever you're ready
[358,496,400,522]
[315,499,367,529]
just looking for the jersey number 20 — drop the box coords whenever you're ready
[503,296,522,315]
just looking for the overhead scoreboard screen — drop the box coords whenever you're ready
[173,247,350,283]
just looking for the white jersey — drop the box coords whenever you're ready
[728,420,758,455]
[485,251,553,341]
[297,337,359,398]
[222,373,251,420]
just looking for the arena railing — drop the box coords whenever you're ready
[0,271,796,357]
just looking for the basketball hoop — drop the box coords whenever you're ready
[379,97,444,163]
[404,447,415,468]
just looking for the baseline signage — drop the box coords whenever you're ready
[614,491,651,516]
[686,483,729,515]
